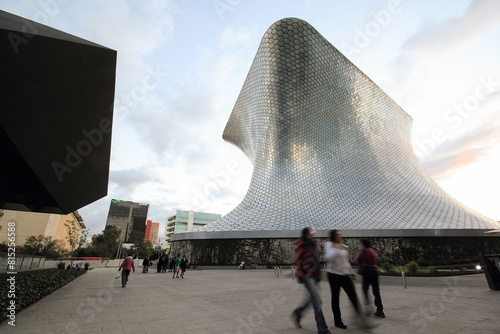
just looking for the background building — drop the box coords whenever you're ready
[163,210,221,248]
[144,220,159,244]
[0,209,85,252]
[105,199,149,242]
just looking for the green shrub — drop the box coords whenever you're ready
[0,269,86,321]
[427,266,437,273]
[404,261,420,274]
[380,262,395,272]
[57,262,65,270]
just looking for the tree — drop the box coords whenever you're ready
[126,230,154,258]
[64,220,81,253]
[80,228,89,246]
[134,240,154,258]
[91,227,121,258]
[22,235,65,258]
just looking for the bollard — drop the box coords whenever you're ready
[277,267,280,278]
[274,267,277,276]
[280,266,282,275]
[401,271,407,289]
[292,268,294,281]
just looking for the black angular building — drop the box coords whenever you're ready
[0,10,116,214]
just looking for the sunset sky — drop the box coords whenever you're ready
[2,0,499,239]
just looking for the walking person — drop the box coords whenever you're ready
[172,254,181,279]
[169,257,174,272]
[162,257,168,273]
[157,256,164,273]
[356,239,385,318]
[118,255,135,287]
[142,256,149,273]
[291,227,331,334]
[180,255,188,279]
[325,230,368,329]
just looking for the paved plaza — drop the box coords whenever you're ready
[1,268,499,334]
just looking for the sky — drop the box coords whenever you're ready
[2,0,500,241]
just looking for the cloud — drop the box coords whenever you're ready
[402,0,500,53]
[391,0,500,91]
[220,26,258,49]
[422,121,500,178]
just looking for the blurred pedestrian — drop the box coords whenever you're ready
[162,257,168,273]
[157,256,164,273]
[119,256,135,287]
[325,230,368,329]
[172,254,180,279]
[290,227,331,334]
[356,239,385,318]
[142,256,149,273]
[169,257,174,272]
[180,255,188,279]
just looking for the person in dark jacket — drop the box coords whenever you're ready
[291,227,331,334]
[142,256,149,273]
[169,257,175,272]
[162,256,168,273]
[180,255,188,279]
[356,238,385,318]
[157,256,164,273]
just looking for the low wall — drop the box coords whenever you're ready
[171,236,500,266]
[43,259,124,269]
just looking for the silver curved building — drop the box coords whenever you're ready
[172,17,498,252]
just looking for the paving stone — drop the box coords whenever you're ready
[0,268,498,334]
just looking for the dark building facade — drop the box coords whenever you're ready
[0,10,116,214]
[105,199,149,242]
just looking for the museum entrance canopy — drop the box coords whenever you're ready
[0,10,116,214]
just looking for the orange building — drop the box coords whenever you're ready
[144,220,159,244]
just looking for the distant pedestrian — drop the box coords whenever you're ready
[291,227,331,334]
[169,257,174,272]
[172,254,180,279]
[157,256,164,273]
[119,256,135,287]
[325,230,369,329]
[142,256,149,273]
[162,257,168,273]
[180,255,188,279]
[356,239,385,318]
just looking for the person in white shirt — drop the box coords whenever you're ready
[324,230,364,330]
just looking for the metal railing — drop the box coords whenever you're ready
[0,252,46,271]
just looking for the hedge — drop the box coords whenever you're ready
[0,269,86,322]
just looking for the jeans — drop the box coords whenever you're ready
[121,269,131,287]
[362,269,383,312]
[293,276,331,334]
[327,273,360,325]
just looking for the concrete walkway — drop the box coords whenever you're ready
[1,268,499,334]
